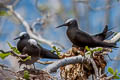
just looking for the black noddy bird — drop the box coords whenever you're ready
[56,18,116,48]
[14,32,60,59]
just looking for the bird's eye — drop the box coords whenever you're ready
[22,35,25,38]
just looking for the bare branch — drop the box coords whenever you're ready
[90,58,99,79]
[36,60,54,65]
[104,32,120,43]
[0,64,8,69]
[105,75,114,80]
[44,55,88,73]
[0,50,28,59]
[6,6,64,49]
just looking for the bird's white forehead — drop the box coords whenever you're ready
[28,39,37,46]
[65,18,75,23]
[19,32,27,37]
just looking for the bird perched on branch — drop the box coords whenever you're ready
[56,18,116,48]
[14,32,60,59]
[14,32,60,67]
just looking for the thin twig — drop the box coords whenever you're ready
[36,60,54,65]
[0,50,28,59]
[105,75,114,80]
[90,58,99,79]
[6,5,64,49]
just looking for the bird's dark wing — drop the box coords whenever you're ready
[93,25,108,41]
[22,44,40,57]
[93,39,116,47]
[74,30,95,46]
[75,29,116,47]
[37,44,60,59]
[93,25,114,41]
[41,48,60,59]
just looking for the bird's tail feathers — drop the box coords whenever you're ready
[103,25,108,33]
[41,48,60,59]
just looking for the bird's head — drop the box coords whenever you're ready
[28,39,38,46]
[14,32,30,40]
[56,18,78,28]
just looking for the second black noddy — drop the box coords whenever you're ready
[14,32,60,59]
[56,18,116,48]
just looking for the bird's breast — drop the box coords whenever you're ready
[67,28,76,43]
[17,39,28,52]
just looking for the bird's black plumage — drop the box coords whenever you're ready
[56,18,116,48]
[93,25,114,41]
[14,32,30,53]
[14,32,60,59]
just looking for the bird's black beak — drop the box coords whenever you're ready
[56,23,67,28]
[14,36,21,40]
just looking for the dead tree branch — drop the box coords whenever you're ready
[36,60,54,65]
[6,5,64,49]
[44,55,88,73]
[104,32,120,43]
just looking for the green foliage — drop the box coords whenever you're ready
[85,46,103,56]
[7,42,21,54]
[108,67,114,74]
[0,42,20,60]
[0,53,11,59]
[85,46,91,51]
[0,10,9,16]
[0,42,31,61]
[8,42,31,61]
[24,70,30,80]
[51,46,61,56]
[108,67,120,79]
[21,56,31,62]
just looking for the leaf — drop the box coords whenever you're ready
[108,67,114,74]
[56,51,61,56]
[0,10,8,16]
[0,53,11,59]
[52,46,57,50]
[24,70,30,80]
[85,46,90,51]
[92,49,97,52]
[52,46,61,56]
[7,42,21,54]
[114,69,118,76]
[21,56,31,62]
[114,75,120,79]
[7,42,13,48]
[118,73,120,75]
[86,52,91,55]
[97,47,103,51]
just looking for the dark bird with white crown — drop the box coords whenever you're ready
[14,32,60,59]
[14,32,60,66]
[56,18,116,48]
